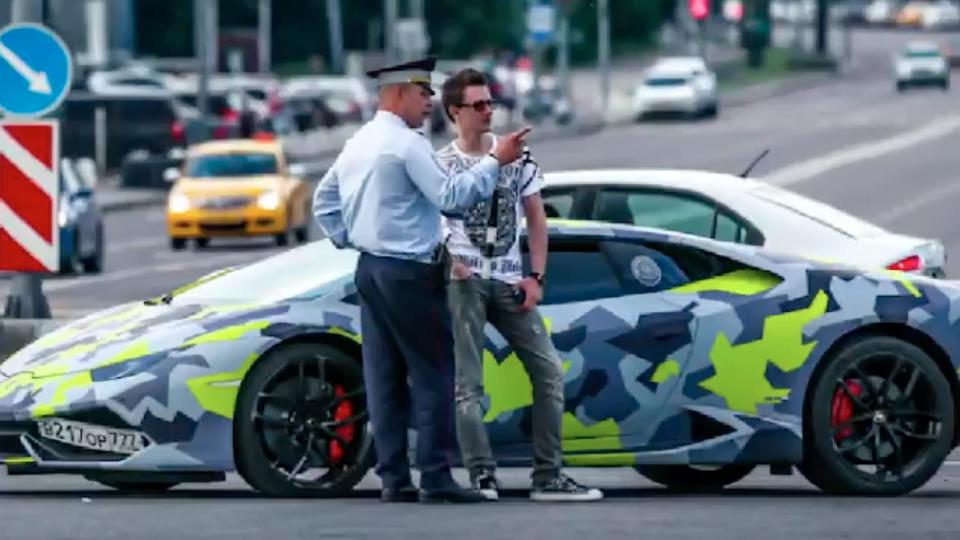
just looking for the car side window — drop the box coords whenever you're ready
[525,240,623,304]
[594,189,754,244]
[714,211,747,243]
[594,189,715,237]
[540,187,576,219]
[600,240,691,294]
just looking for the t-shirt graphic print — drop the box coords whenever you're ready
[438,134,542,285]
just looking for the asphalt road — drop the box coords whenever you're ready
[2,462,960,540]
[3,27,960,539]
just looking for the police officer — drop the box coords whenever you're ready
[312,57,530,503]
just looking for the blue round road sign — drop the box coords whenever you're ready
[0,23,72,118]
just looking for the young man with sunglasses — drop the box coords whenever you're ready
[436,69,603,502]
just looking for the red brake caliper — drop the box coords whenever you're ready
[831,379,863,442]
[328,385,355,465]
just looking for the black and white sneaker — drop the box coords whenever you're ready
[471,473,500,501]
[530,473,603,502]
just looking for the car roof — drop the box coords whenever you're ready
[905,40,941,53]
[187,139,282,156]
[647,57,707,73]
[543,168,758,197]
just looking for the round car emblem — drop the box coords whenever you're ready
[631,255,662,287]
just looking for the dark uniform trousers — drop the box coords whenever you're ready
[354,251,458,491]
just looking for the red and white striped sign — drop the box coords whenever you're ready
[0,120,59,272]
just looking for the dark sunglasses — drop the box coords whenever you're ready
[456,99,495,112]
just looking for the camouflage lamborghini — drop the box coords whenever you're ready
[1,220,959,497]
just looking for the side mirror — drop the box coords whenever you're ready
[163,167,180,183]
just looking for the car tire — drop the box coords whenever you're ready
[634,464,754,492]
[194,237,210,249]
[275,232,290,247]
[896,82,907,93]
[170,238,186,250]
[703,102,719,119]
[799,335,954,496]
[234,343,373,497]
[294,226,309,244]
[80,224,104,273]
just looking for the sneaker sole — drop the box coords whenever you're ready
[479,489,499,501]
[529,490,604,502]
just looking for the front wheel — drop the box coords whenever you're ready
[635,464,754,492]
[799,335,954,496]
[234,343,373,497]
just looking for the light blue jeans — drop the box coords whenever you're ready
[447,276,565,485]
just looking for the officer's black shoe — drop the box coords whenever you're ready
[418,484,490,504]
[381,485,419,503]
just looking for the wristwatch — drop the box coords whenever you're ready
[528,272,545,285]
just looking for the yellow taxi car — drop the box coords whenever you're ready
[164,139,312,250]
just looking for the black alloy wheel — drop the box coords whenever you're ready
[800,335,954,496]
[234,343,372,497]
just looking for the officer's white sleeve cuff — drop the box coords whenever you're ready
[477,155,500,177]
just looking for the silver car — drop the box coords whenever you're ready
[895,41,950,92]
[632,57,719,120]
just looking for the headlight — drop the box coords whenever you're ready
[257,191,281,210]
[168,194,191,213]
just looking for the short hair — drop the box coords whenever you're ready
[441,68,488,122]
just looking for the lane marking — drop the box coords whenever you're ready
[763,113,960,187]
[874,180,960,225]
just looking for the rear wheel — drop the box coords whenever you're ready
[234,343,372,497]
[635,464,754,492]
[170,238,186,250]
[80,224,104,273]
[799,335,954,496]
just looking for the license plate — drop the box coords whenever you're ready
[37,418,145,455]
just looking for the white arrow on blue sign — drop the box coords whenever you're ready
[0,23,72,118]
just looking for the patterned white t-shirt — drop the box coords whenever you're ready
[438,133,542,285]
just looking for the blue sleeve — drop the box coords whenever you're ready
[312,165,351,248]
[403,136,500,213]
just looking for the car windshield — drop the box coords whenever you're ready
[184,152,278,178]
[170,240,358,304]
[645,77,689,86]
[905,50,940,58]
[748,183,888,238]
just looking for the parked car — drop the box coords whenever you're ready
[57,158,104,274]
[539,169,946,277]
[58,91,184,170]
